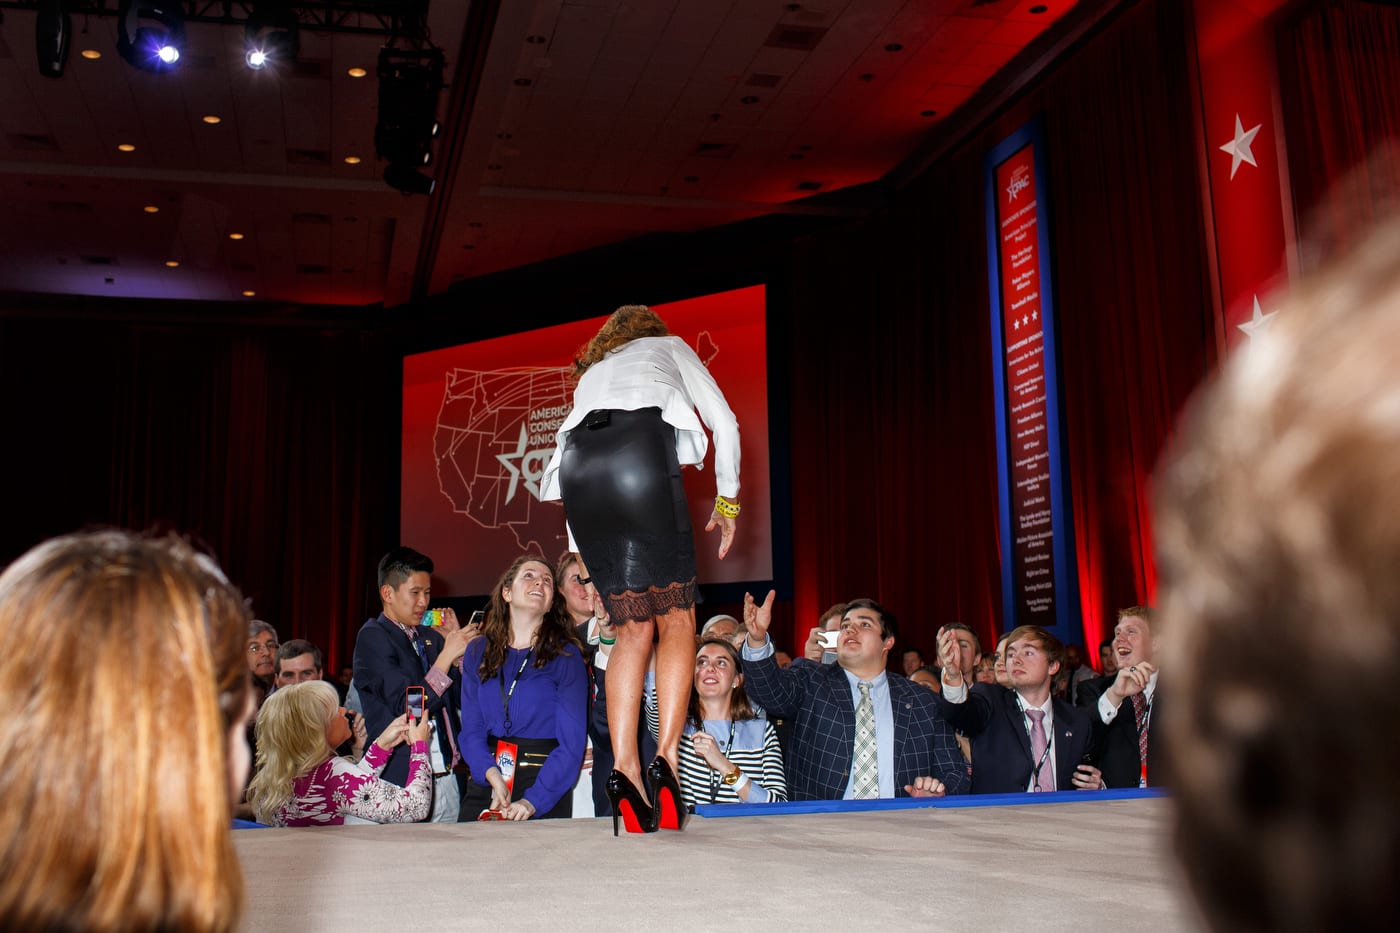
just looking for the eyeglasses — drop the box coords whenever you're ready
[247,641,279,655]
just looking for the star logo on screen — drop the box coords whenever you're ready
[495,423,554,504]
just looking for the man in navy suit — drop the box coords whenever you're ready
[739,592,969,801]
[1076,606,1163,788]
[934,624,1099,794]
[353,546,478,821]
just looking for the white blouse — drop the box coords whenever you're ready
[539,336,740,504]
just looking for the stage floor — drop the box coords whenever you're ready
[233,793,1202,932]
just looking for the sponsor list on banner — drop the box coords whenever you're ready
[996,144,1055,627]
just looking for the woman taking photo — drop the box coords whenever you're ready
[540,305,741,834]
[648,638,787,809]
[457,554,588,821]
[248,681,432,826]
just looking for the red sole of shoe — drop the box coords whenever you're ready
[657,788,683,831]
[618,799,647,834]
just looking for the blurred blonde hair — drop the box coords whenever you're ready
[572,304,670,377]
[247,680,340,823]
[1156,214,1400,932]
[0,530,250,933]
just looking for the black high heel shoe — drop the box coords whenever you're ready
[647,757,688,831]
[606,770,657,836]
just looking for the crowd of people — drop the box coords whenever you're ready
[226,548,1161,830]
[6,224,1400,931]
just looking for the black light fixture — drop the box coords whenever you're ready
[375,46,444,195]
[35,0,70,78]
[244,6,298,70]
[116,0,186,73]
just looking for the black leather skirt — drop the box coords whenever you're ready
[559,407,698,622]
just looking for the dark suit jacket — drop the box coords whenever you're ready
[352,613,462,786]
[1077,674,1164,788]
[742,655,970,801]
[934,683,1093,794]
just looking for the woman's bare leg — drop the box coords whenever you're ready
[653,606,697,773]
[606,617,654,802]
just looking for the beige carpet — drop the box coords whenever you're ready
[233,797,1202,932]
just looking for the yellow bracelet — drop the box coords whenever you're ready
[713,496,740,519]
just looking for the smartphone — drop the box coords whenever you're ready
[405,686,426,722]
[818,630,841,649]
[468,610,485,627]
[422,608,443,627]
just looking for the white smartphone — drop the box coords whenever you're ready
[818,630,841,649]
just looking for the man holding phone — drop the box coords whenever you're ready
[353,546,482,822]
[740,592,969,800]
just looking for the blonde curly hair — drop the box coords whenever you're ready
[247,681,340,823]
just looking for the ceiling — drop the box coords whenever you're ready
[0,0,1091,311]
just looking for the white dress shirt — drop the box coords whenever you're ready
[539,335,741,509]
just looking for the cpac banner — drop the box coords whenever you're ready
[984,120,1079,641]
[400,285,773,597]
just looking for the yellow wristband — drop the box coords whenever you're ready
[714,496,740,519]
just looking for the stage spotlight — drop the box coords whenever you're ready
[116,0,185,74]
[35,0,71,79]
[375,46,444,195]
[244,7,298,71]
[384,163,435,196]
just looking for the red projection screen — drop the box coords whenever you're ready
[400,285,773,597]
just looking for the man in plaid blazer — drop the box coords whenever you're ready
[739,592,970,801]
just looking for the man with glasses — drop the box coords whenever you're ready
[246,619,279,702]
[739,592,969,801]
[935,624,1099,794]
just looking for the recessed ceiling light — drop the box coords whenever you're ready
[80,49,101,60]
[242,290,256,297]
[202,115,222,125]
[143,205,159,213]
[165,260,180,267]
[347,67,367,77]
[344,155,361,164]
[228,232,245,240]
[117,143,136,152]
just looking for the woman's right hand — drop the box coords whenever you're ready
[407,710,433,745]
[485,767,511,811]
[373,713,411,750]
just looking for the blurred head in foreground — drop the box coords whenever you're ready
[1155,218,1400,933]
[0,530,252,933]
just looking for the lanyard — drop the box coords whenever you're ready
[704,720,737,804]
[499,648,532,734]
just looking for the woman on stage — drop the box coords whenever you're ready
[540,304,741,834]
[457,554,588,821]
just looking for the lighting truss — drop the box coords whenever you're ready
[0,0,424,37]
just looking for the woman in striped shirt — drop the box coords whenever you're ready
[649,638,787,806]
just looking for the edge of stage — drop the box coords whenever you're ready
[233,789,1202,932]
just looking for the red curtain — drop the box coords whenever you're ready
[1277,0,1400,269]
[778,0,1213,663]
[0,311,392,674]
